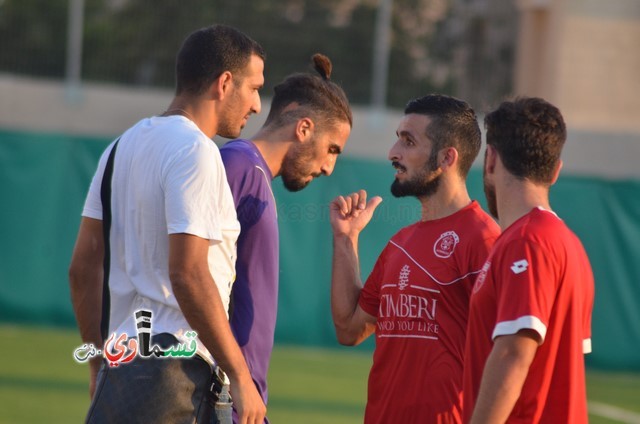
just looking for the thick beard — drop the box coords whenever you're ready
[390,154,441,198]
[391,173,440,198]
[281,140,316,192]
[282,173,309,192]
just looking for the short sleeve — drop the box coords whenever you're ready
[164,140,224,241]
[82,142,117,220]
[221,146,274,228]
[220,146,248,209]
[492,239,558,343]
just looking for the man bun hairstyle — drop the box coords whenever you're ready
[264,53,352,129]
[175,24,265,96]
[404,94,481,178]
[313,53,332,80]
[484,97,566,185]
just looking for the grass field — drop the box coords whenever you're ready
[0,325,639,423]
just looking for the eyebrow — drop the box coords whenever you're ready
[397,130,416,140]
[329,143,342,154]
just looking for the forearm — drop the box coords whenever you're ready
[471,335,538,423]
[331,233,367,345]
[69,217,106,398]
[69,262,104,394]
[69,218,105,348]
[170,268,251,387]
[70,268,104,347]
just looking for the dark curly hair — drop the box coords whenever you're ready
[485,97,566,185]
[263,53,352,130]
[175,24,265,96]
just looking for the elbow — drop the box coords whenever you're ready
[169,269,190,291]
[337,335,358,347]
[169,267,204,297]
[68,255,83,286]
[68,259,97,293]
[334,325,361,346]
[68,263,79,288]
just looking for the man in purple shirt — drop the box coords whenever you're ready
[220,53,352,423]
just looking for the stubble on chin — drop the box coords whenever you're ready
[483,180,498,219]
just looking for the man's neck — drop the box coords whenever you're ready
[164,97,217,138]
[250,127,294,178]
[496,177,551,230]
[418,181,472,222]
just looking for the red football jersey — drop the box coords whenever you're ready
[464,208,594,423]
[359,201,500,424]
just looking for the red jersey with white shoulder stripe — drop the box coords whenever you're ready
[464,207,594,423]
[359,201,500,424]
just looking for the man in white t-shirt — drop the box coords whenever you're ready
[69,25,267,424]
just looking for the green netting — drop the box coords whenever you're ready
[1,129,638,369]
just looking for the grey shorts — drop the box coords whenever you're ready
[86,333,217,424]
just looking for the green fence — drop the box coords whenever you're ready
[1,129,638,370]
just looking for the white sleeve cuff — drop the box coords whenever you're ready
[583,338,592,354]
[492,315,547,343]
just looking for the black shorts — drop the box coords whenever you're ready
[86,333,217,424]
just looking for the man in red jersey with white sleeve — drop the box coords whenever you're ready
[463,97,595,423]
[330,94,500,423]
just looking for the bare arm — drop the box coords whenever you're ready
[470,330,540,424]
[329,190,382,345]
[168,233,265,424]
[68,217,104,399]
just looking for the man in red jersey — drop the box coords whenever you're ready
[329,94,500,423]
[463,97,595,423]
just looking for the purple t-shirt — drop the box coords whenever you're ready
[220,139,279,411]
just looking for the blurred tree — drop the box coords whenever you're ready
[0,0,517,110]
[433,0,518,111]
[0,0,69,78]
[82,0,218,87]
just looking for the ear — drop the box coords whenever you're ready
[484,145,497,175]
[294,117,315,142]
[212,71,233,100]
[439,147,458,171]
[550,159,563,185]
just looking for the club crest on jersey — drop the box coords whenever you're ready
[433,231,460,258]
[398,264,410,290]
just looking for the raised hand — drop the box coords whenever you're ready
[329,189,383,238]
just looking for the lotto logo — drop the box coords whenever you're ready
[510,259,529,274]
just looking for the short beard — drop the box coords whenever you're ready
[216,125,241,140]
[483,167,498,219]
[390,154,441,198]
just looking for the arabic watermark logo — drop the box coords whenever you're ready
[73,309,198,367]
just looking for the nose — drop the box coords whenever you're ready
[321,156,337,176]
[252,92,261,115]
[388,140,401,162]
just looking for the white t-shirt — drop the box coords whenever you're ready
[83,115,240,365]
